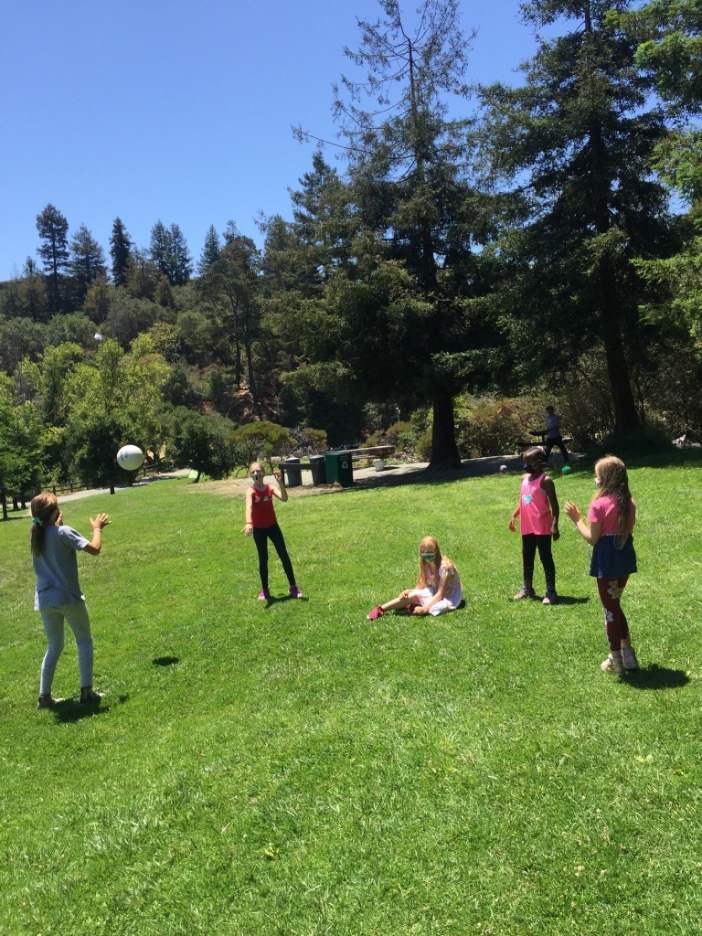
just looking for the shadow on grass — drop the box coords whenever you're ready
[264,594,310,608]
[50,693,130,723]
[622,665,690,690]
[153,656,180,666]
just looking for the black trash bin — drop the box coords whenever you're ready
[283,457,302,488]
[309,454,327,485]
[324,451,354,487]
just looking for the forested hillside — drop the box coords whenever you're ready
[1,0,700,501]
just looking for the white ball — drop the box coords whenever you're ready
[499,464,508,473]
[117,444,145,471]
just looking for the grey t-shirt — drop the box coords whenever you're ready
[33,525,89,611]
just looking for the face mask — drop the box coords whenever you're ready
[421,553,436,562]
[251,471,262,481]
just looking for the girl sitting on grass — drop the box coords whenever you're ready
[367,536,463,620]
[30,492,109,709]
[243,462,303,602]
[564,455,639,675]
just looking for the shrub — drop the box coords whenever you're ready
[230,421,295,469]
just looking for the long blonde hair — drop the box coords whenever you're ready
[30,492,59,558]
[593,455,633,547]
[416,536,452,589]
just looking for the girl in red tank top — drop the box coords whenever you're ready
[243,462,302,603]
[508,447,560,604]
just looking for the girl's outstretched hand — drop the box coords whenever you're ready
[564,502,580,522]
[273,468,284,485]
[91,513,110,529]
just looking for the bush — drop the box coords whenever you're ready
[169,408,236,482]
[230,421,295,470]
[363,421,417,458]
[454,396,541,458]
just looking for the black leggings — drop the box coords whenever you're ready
[253,523,296,594]
[522,534,556,590]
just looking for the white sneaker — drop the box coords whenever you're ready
[601,652,624,675]
[621,646,639,671]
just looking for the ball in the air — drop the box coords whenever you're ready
[561,464,572,475]
[499,464,508,473]
[117,444,145,471]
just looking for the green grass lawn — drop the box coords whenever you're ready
[1,460,702,935]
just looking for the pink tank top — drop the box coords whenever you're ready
[519,472,552,536]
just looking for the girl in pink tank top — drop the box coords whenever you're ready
[508,447,560,603]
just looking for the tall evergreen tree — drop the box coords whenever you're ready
[168,223,192,286]
[36,204,70,315]
[70,224,107,304]
[479,0,674,435]
[198,225,221,275]
[296,0,493,468]
[149,221,171,279]
[200,234,261,408]
[617,0,702,343]
[110,217,131,286]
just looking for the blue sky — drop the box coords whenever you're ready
[0,0,539,281]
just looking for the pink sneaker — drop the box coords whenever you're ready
[258,590,270,602]
[289,586,304,599]
[366,605,385,621]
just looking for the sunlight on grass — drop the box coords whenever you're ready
[1,463,701,934]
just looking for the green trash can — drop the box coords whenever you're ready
[324,451,354,487]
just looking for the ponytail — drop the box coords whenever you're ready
[30,492,59,558]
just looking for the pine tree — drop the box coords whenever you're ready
[110,217,131,286]
[168,223,192,286]
[296,0,489,468]
[36,204,70,314]
[70,224,107,304]
[198,225,221,275]
[479,0,674,435]
[149,221,171,279]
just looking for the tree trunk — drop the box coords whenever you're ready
[601,308,640,434]
[428,391,461,470]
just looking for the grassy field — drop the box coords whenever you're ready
[1,458,702,935]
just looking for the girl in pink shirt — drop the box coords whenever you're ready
[565,455,639,675]
[508,447,560,604]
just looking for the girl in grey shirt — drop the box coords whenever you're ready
[30,491,109,709]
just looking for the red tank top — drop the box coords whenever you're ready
[251,484,276,528]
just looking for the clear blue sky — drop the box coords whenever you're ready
[0,0,539,281]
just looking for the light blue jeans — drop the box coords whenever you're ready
[39,601,93,695]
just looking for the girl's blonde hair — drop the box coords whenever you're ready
[593,455,633,547]
[30,492,59,558]
[416,536,451,588]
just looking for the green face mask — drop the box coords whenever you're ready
[420,553,436,563]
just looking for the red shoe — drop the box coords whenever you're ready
[366,605,385,621]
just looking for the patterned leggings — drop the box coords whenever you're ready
[597,576,630,650]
